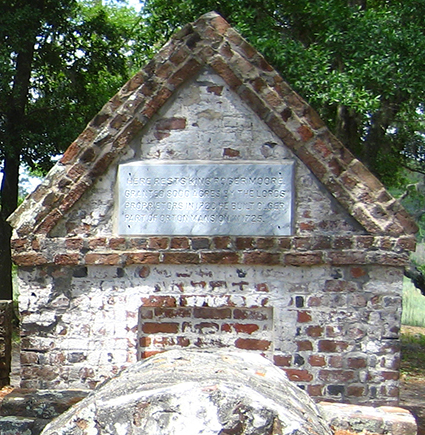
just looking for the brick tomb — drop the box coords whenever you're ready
[8,12,417,405]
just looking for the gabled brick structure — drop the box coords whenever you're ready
[9,12,417,405]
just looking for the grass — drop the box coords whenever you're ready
[400,277,425,380]
[402,278,425,327]
[401,326,425,380]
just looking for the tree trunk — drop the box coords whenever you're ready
[0,41,35,300]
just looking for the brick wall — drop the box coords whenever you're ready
[17,262,404,405]
[10,12,417,406]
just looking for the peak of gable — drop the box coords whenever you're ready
[8,12,417,238]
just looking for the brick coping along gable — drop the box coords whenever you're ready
[8,11,417,264]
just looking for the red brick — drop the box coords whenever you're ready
[297,311,312,323]
[201,252,240,264]
[273,355,291,367]
[381,371,399,380]
[284,369,313,382]
[193,307,231,319]
[223,147,240,157]
[318,340,349,353]
[234,323,259,334]
[328,355,343,368]
[221,323,232,333]
[284,252,324,266]
[170,237,190,249]
[36,209,63,235]
[243,251,280,265]
[306,325,323,337]
[142,323,179,334]
[235,237,255,250]
[194,322,220,334]
[307,384,323,397]
[88,238,107,249]
[313,139,332,158]
[278,237,291,249]
[141,88,173,119]
[347,385,365,397]
[140,350,162,359]
[125,252,160,265]
[350,266,367,278]
[233,309,270,321]
[85,253,121,265]
[319,369,354,382]
[60,141,81,164]
[309,355,326,367]
[255,283,269,293]
[210,57,243,90]
[238,86,270,120]
[12,252,48,267]
[213,237,232,249]
[149,237,169,250]
[297,125,314,141]
[108,238,126,250]
[64,238,84,250]
[59,179,92,214]
[167,58,203,89]
[396,236,416,252]
[139,336,151,347]
[296,341,313,351]
[162,253,200,264]
[10,238,28,252]
[54,254,80,265]
[235,338,271,351]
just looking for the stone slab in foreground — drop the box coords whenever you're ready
[41,350,332,435]
[319,401,417,435]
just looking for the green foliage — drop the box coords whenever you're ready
[0,0,139,174]
[139,0,425,186]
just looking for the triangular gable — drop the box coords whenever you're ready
[8,11,417,238]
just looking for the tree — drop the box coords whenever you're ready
[0,0,139,299]
[139,0,425,188]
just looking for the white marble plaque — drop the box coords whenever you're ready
[118,162,294,236]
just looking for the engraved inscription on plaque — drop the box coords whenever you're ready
[118,162,294,236]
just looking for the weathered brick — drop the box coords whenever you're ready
[126,252,160,265]
[309,355,326,367]
[149,237,169,250]
[284,369,313,382]
[141,296,177,308]
[318,340,349,353]
[235,338,271,351]
[170,237,190,249]
[142,322,179,334]
[201,252,240,264]
[273,355,292,367]
[319,370,355,383]
[162,252,200,264]
[85,253,121,265]
[210,56,243,90]
[243,251,280,265]
[297,311,312,323]
[194,307,231,319]
[54,254,80,265]
[12,252,48,266]
[284,252,324,266]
